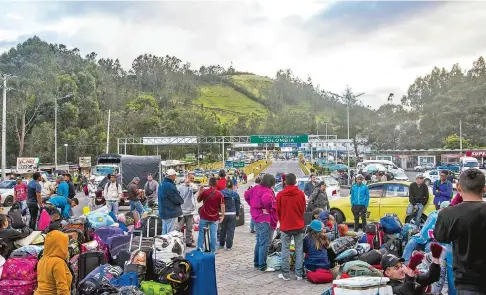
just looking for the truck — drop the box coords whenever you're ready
[459,156,479,172]
[93,154,162,205]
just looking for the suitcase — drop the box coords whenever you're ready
[141,216,163,237]
[236,205,245,227]
[185,250,217,295]
[0,280,36,295]
[117,230,155,281]
[78,251,106,283]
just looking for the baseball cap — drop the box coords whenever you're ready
[381,254,405,271]
[309,220,323,232]
[416,173,424,179]
[166,169,177,176]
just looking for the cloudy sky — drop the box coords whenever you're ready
[1,1,486,108]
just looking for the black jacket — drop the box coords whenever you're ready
[309,187,330,210]
[388,263,440,295]
[0,226,33,256]
[409,182,429,206]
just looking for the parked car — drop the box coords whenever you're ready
[274,176,341,200]
[390,170,409,181]
[436,164,461,173]
[328,181,436,226]
[0,180,28,207]
[414,164,434,172]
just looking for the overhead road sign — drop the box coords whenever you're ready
[233,162,245,168]
[278,143,302,147]
[250,135,309,144]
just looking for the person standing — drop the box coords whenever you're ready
[197,177,225,253]
[13,177,28,210]
[158,169,184,234]
[434,169,486,295]
[433,170,453,210]
[304,174,317,198]
[128,177,144,218]
[350,174,370,231]
[56,175,69,199]
[307,181,330,212]
[104,174,123,215]
[40,175,54,201]
[219,179,241,250]
[216,170,227,191]
[244,176,262,234]
[276,173,306,281]
[177,173,197,247]
[27,172,43,230]
[407,173,429,225]
[144,173,159,207]
[87,175,97,210]
[65,174,76,199]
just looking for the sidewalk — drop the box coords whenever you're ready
[214,224,331,295]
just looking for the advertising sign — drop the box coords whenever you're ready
[16,157,40,173]
[79,157,92,168]
[466,151,486,157]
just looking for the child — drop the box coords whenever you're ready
[303,220,331,272]
[312,208,324,220]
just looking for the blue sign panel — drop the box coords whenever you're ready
[279,143,301,147]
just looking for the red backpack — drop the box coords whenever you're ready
[365,222,384,249]
[307,269,334,284]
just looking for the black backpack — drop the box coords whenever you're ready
[8,205,25,229]
[157,257,191,295]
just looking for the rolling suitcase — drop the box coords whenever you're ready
[141,216,163,237]
[184,226,217,295]
[78,251,106,283]
[117,230,155,281]
[236,205,245,227]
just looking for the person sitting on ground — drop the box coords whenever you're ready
[383,243,442,295]
[45,211,64,233]
[303,220,331,272]
[0,213,33,256]
[402,201,450,263]
[312,208,324,220]
[219,179,241,250]
[307,181,330,212]
[46,196,79,219]
[35,230,72,295]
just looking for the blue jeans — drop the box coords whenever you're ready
[254,222,270,270]
[402,238,431,263]
[162,218,178,234]
[219,215,236,249]
[281,230,304,278]
[129,200,144,217]
[445,244,456,295]
[197,219,217,253]
[406,203,424,225]
[107,200,119,215]
[250,218,255,232]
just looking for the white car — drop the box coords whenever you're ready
[0,180,28,207]
[414,164,434,172]
[423,170,440,186]
[274,176,341,200]
[390,170,409,181]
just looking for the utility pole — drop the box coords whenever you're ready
[1,74,17,181]
[54,94,73,171]
[106,109,111,153]
[459,119,463,154]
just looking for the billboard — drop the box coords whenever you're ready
[79,157,92,168]
[16,157,40,173]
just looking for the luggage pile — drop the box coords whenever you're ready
[0,205,219,295]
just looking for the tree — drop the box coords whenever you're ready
[443,134,470,149]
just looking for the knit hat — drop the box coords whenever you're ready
[309,220,323,232]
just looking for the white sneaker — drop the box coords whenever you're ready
[296,276,304,281]
[263,267,276,272]
[278,274,290,281]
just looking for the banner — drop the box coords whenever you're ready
[79,157,92,168]
[16,157,40,173]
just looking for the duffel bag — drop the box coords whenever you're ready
[358,249,384,265]
[330,236,357,255]
[343,260,383,277]
[140,281,172,295]
[266,252,282,271]
[306,269,333,284]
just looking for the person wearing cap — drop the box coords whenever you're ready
[158,169,184,234]
[407,173,429,226]
[382,243,442,295]
[303,220,331,272]
[350,174,370,231]
[104,174,123,215]
[128,176,144,218]
[87,175,98,210]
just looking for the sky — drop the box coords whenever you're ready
[1,0,486,108]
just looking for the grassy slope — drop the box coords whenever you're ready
[230,74,273,100]
[193,84,269,124]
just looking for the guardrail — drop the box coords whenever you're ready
[300,161,310,175]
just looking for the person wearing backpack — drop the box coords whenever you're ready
[144,173,159,207]
[350,174,370,232]
[35,230,72,295]
[219,179,241,250]
[382,244,443,295]
[303,220,331,272]
[432,170,453,210]
[104,174,123,215]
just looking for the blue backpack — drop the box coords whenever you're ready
[110,272,139,287]
[380,216,402,234]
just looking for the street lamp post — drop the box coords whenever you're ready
[64,144,68,163]
[1,74,17,180]
[54,94,73,170]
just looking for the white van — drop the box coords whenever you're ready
[459,157,479,172]
[357,160,403,172]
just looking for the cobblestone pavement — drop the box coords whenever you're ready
[215,225,332,295]
[215,160,331,295]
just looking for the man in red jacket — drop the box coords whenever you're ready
[276,173,306,281]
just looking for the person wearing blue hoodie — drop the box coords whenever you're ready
[45,196,79,219]
[350,174,370,231]
[56,176,69,199]
[218,179,241,250]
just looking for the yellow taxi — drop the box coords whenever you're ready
[329,181,437,225]
[193,173,207,185]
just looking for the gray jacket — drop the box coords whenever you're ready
[309,187,329,210]
[177,183,197,215]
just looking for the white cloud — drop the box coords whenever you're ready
[1,1,486,109]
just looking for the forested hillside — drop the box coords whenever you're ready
[0,36,484,165]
